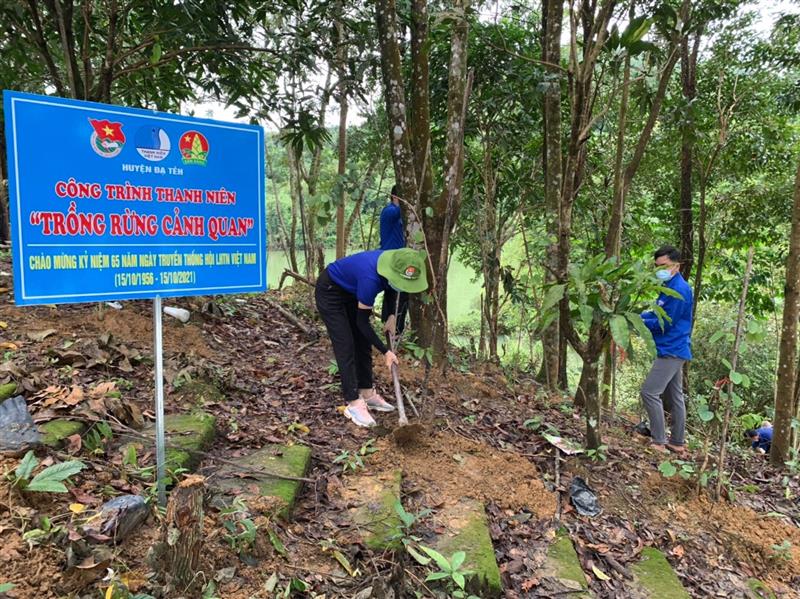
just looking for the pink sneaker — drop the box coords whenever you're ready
[365,392,396,412]
[344,401,377,427]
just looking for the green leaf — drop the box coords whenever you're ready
[626,313,656,356]
[621,16,652,46]
[15,450,38,481]
[0,583,16,593]
[421,546,452,572]
[332,549,356,576]
[453,571,466,589]
[658,461,677,477]
[394,501,414,528]
[697,406,715,422]
[722,358,732,370]
[268,529,287,557]
[424,206,434,218]
[425,572,450,582]
[579,305,594,328]
[740,374,751,388]
[541,284,566,312]
[26,460,84,493]
[708,329,726,344]
[150,41,162,65]
[609,315,630,351]
[729,371,743,385]
[450,551,466,571]
[660,287,683,299]
[406,545,432,565]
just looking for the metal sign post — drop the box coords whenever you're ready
[153,295,167,507]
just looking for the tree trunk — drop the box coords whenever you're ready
[603,29,632,258]
[335,9,349,259]
[692,181,707,323]
[576,348,602,449]
[601,344,612,408]
[715,247,755,500]
[679,32,701,279]
[772,160,800,466]
[159,475,205,594]
[418,0,470,363]
[375,0,418,203]
[0,118,8,243]
[539,0,564,388]
[287,147,310,275]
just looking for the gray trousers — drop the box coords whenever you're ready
[640,357,686,445]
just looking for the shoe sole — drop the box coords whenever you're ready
[344,407,376,428]
[367,403,396,412]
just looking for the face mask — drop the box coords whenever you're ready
[655,269,673,281]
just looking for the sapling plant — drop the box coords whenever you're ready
[407,545,480,598]
[333,438,378,473]
[220,498,258,556]
[7,450,85,493]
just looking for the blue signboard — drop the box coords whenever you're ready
[3,91,266,306]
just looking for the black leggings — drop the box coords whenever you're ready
[315,269,373,402]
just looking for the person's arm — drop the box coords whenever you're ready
[355,305,389,354]
[357,302,399,370]
[643,289,686,333]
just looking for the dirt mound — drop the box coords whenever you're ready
[0,301,214,358]
[674,496,800,580]
[371,430,556,518]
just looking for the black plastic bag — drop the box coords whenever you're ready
[634,420,651,437]
[569,476,601,517]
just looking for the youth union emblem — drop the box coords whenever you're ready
[89,118,125,158]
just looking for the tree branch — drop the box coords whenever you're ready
[113,43,282,80]
[22,0,67,96]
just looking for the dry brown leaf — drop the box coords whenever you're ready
[90,381,117,397]
[0,341,18,350]
[27,329,57,342]
[64,385,85,406]
[66,433,82,454]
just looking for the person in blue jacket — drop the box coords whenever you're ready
[640,245,694,454]
[315,248,428,427]
[745,422,773,454]
[379,185,408,339]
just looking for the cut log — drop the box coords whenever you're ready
[159,474,205,594]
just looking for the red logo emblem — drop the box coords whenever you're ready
[403,266,417,279]
[179,131,209,166]
[89,118,125,158]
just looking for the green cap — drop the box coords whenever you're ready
[377,249,428,293]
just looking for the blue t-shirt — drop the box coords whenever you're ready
[326,250,388,306]
[380,203,405,250]
[752,426,772,451]
[641,272,694,360]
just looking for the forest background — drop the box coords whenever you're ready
[1,0,799,467]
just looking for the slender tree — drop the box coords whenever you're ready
[772,160,800,466]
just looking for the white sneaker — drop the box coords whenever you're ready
[344,401,377,427]
[365,393,396,412]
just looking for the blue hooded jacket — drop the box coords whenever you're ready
[641,272,693,360]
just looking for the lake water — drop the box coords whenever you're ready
[266,248,482,323]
